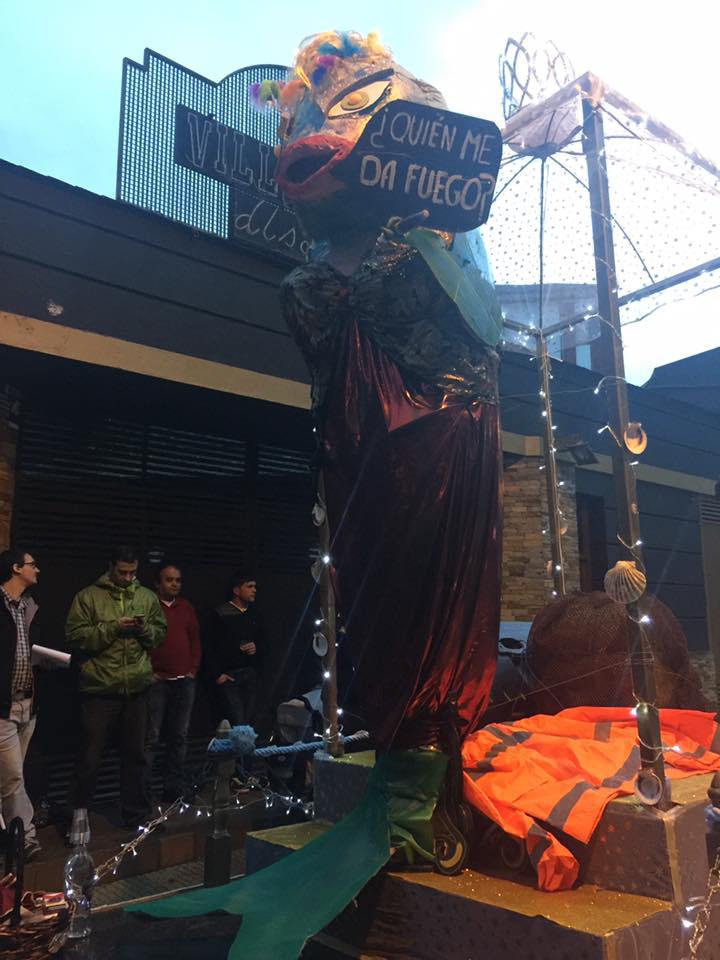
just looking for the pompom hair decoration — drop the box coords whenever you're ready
[280,78,307,108]
[311,54,340,87]
[366,31,387,56]
[249,78,285,111]
[317,31,363,60]
[290,31,390,92]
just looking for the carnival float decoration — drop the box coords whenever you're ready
[133,29,507,958]
[603,559,648,604]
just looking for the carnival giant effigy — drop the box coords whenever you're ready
[133,30,506,958]
[273,32,503,759]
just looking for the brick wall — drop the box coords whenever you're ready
[0,388,18,550]
[501,455,580,622]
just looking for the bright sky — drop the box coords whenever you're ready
[1,0,718,384]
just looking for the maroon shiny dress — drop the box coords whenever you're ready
[282,235,502,751]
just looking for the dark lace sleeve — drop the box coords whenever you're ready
[281,262,349,412]
[350,238,499,404]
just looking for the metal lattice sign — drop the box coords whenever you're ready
[117,49,307,259]
[173,105,309,260]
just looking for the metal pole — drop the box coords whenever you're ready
[204,719,234,886]
[317,472,343,757]
[581,84,668,806]
[534,157,566,598]
[537,333,566,597]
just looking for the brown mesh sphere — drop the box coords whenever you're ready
[523,591,709,716]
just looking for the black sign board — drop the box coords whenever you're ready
[229,191,310,259]
[174,105,309,260]
[338,100,502,232]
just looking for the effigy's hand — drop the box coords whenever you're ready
[380,210,430,240]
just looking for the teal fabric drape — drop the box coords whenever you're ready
[128,750,447,960]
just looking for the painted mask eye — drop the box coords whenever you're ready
[327,79,391,118]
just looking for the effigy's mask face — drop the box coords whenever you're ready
[274,41,446,225]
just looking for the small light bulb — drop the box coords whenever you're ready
[323,670,331,679]
[337,708,344,715]
[593,387,600,395]
[640,615,651,624]
[635,539,643,546]
[322,554,331,564]
[314,618,323,626]
[555,564,562,571]
[541,411,548,418]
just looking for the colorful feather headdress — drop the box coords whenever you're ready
[249,30,390,114]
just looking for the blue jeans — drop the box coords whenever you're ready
[146,678,196,801]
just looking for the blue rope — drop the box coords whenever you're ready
[255,730,369,757]
[208,728,369,758]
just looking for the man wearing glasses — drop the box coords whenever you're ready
[0,547,42,860]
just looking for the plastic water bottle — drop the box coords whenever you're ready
[64,809,95,939]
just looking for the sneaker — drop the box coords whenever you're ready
[24,839,42,862]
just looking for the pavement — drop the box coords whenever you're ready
[56,850,347,960]
[7,796,347,958]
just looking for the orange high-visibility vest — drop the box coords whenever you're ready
[463,707,720,891]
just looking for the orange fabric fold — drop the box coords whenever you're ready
[463,707,720,891]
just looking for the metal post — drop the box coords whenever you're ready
[581,85,668,806]
[537,332,567,597]
[204,719,235,887]
[317,472,343,757]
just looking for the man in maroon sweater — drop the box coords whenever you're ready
[147,563,201,801]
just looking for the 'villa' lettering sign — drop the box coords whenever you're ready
[340,100,502,232]
[174,105,310,260]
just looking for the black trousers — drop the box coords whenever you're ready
[215,668,258,727]
[72,690,150,824]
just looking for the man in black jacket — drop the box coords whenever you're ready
[206,572,264,727]
[0,546,41,859]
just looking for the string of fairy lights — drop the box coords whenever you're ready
[92,777,315,883]
[500,298,719,605]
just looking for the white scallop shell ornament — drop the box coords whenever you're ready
[603,560,647,604]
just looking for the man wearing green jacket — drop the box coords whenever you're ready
[66,545,166,829]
